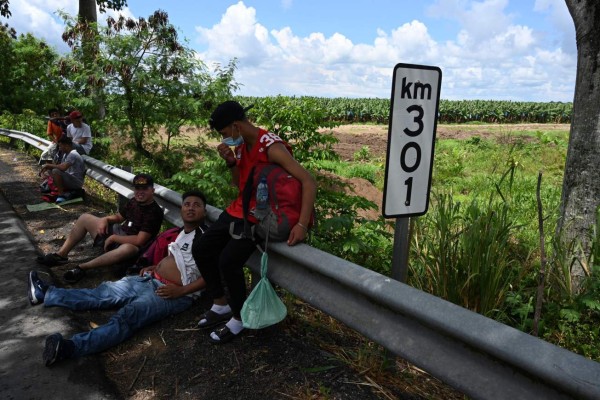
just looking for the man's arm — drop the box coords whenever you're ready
[40,160,72,173]
[105,230,152,250]
[267,142,317,245]
[75,124,92,144]
[155,276,206,299]
[96,213,125,237]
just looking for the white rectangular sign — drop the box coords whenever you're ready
[383,63,442,218]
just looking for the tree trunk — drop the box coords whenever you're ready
[559,0,600,289]
[78,0,97,23]
[78,0,106,120]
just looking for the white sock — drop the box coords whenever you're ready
[225,318,244,334]
[211,304,231,314]
[199,304,231,325]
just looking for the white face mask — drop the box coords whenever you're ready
[222,136,244,147]
[222,124,244,146]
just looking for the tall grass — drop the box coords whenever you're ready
[409,190,521,317]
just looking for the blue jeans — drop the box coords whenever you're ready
[44,275,193,357]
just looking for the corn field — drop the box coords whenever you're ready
[238,96,572,124]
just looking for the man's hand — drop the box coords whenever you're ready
[97,217,109,237]
[140,266,155,276]
[217,143,236,166]
[287,224,308,246]
[155,284,184,299]
[103,234,117,252]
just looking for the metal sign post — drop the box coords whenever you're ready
[383,63,442,282]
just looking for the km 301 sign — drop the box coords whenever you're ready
[383,63,442,218]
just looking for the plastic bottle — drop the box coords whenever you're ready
[256,176,269,211]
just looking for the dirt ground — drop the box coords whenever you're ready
[325,123,569,220]
[0,123,568,399]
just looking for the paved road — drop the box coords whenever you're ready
[0,152,118,399]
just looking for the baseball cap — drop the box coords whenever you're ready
[209,101,253,131]
[69,110,83,120]
[133,173,154,188]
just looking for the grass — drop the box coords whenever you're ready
[285,295,465,400]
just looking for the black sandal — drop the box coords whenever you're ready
[63,266,86,283]
[208,325,243,345]
[37,253,68,266]
[197,310,233,330]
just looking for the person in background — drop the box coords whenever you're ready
[36,173,164,283]
[28,191,208,366]
[38,136,85,203]
[39,108,67,164]
[192,100,316,344]
[66,110,93,155]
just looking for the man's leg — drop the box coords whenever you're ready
[55,213,102,258]
[50,169,66,196]
[54,169,83,195]
[44,276,138,310]
[192,212,236,305]
[78,243,139,270]
[69,279,192,357]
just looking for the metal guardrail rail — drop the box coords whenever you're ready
[2,128,600,400]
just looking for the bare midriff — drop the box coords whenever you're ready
[153,255,182,286]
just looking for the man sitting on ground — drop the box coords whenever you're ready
[39,136,85,203]
[28,190,208,366]
[36,173,164,283]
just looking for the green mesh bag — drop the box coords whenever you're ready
[241,252,287,329]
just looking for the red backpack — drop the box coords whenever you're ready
[242,163,314,242]
[41,176,60,203]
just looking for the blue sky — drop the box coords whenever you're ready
[2,0,576,101]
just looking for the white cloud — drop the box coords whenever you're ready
[2,0,74,51]
[281,0,293,10]
[196,2,276,66]
[2,0,577,101]
[194,1,575,100]
[2,0,136,53]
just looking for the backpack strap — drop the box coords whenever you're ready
[241,165,257,239]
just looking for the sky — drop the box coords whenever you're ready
[1,0,577,101]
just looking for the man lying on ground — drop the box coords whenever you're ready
[36,173,164,283]
[28,190,208,366]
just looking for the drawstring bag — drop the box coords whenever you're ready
[241,251,287,329]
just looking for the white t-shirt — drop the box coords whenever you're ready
[66,123,93,154]
[168,227,203,296]
[63,149,86,184]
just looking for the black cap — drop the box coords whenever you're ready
[133,173,154,188]
[209,101,253,131]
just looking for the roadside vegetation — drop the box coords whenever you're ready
[1,10,598,395]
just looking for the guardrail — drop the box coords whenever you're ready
[2,127,599,400]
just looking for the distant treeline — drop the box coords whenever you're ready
[237,96,573,124]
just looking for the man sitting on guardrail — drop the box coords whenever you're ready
[28,191,208,366]
[39,108,67,165]
[38,136,85,203]
[36,173,164,283]
[66,110,93,155]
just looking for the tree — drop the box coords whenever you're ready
[59,10,237,170]
[559,0,600,288]
[0,29,67,115]
[0,0,127,18]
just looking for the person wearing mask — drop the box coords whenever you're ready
[192,101,316,344]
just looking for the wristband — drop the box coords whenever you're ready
[296,222,309,233]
